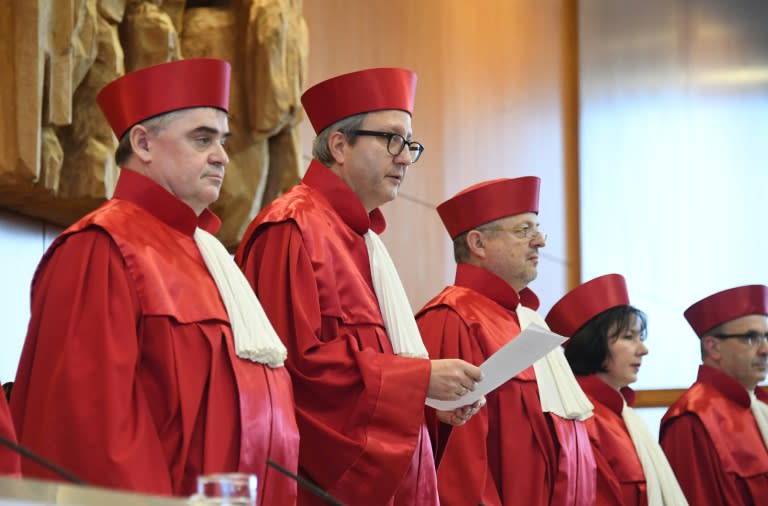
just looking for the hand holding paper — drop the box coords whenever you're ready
[427,358,483,401]
[425,324,567,410]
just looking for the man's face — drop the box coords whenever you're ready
[478,213,546,292]
[141,107,230,215]
[709,314,768,390]
[334,110,414,212]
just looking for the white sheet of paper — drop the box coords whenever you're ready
[425,324,567,410]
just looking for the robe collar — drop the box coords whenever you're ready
[113,168,221,237]
[697,364,768,407]
[454,263,539,312]
[577,374,635,415]
[302,160,386,235]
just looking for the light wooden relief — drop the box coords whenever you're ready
[0,0,308,248]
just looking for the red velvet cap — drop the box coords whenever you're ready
[545,274,630,337]
[301,67,417,134]
[437,177,540,239]
[97,58,231,139]
[684,285,768,337]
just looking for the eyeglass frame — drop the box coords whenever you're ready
[712,331,768,348]
[478,224,548,242]
[351,130,425,163]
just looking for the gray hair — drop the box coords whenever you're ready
[453,231,471,263]
[311,113,367,166]
[700,322,726,360]
[114,111,182,166]
[452,218,506,263]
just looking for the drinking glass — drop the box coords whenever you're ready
[189,473,258,506]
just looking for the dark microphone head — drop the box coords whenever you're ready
[0,435,86,485]
[266,459,345,506]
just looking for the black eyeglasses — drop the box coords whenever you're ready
[352,130,425,163]
[713,331,768,348]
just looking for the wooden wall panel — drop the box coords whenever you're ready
[302,0,578,311]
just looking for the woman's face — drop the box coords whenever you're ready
[598,314,649,389]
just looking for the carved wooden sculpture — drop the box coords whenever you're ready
[0,0,307,248]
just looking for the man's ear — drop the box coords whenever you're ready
[466,229,487,259]
[327,131,348,165]
[702,335,721,361]
[129,125,152,163]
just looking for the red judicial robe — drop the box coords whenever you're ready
[236,160,437,506]
[0,392,21,476]
[577,375,647,505]
[660,365,768,505]
[415,263,596,506]
[11,170,299,503]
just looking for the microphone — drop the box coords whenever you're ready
[0,435,86,485]
[266,459,345,506]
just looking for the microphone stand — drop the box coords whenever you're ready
[266,459,345,506]
[0,435,86,485]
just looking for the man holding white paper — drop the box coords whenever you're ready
[416,177,595,506]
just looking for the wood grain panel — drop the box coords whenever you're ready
[634,389,685,408]
[302,0,579,297]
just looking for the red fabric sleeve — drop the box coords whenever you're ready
[660,413,743,505]
[239,221,432,505]
[417,307,501,506]
[11,230,172,493]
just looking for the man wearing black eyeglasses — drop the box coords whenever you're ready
[235,68,483,506]
[660,284,768,505]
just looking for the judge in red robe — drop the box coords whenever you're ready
[236,68,482,505]
[0,389,20,477]
[416,177,596,506]
[578,378,646,505]
[660,285,768,505]
[547,274,686,506]
[11,59,299,502]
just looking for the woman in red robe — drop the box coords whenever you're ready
[546,274,687,506]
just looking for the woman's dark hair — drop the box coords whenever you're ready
[564,305,647,375]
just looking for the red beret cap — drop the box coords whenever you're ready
[684,284,768,337]
[301,67,417,134]
[97,58,231,139]
[545,274,630,337]
[437,176,540,239]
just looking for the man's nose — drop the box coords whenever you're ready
[212,141,229,165]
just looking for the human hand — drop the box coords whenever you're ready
[436,397,486,426]
[427,358,483,400]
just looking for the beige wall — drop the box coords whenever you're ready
[301,0,578,311]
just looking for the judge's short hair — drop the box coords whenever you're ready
[699,322,727,361]
[453,231,471,263]
[565,305,647,375]
[114,111,181,166]
[452,219,506,264]
[312,113,367,166]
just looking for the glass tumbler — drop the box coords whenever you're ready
[189,473,258,506]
